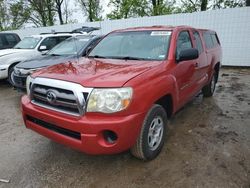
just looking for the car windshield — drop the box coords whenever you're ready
[14,37,41,49]
[89,31,172,61]
[48,36,91,56]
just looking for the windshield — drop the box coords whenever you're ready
[48,36,91,56]
[14,37,41,49]
[89,31,171,61]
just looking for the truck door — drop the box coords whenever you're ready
[173,30,198,107]
[192,30,209,90]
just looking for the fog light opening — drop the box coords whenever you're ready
[103,130,118,144]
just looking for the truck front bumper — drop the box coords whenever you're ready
[21,95,146,155]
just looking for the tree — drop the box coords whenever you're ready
[247,0,250,6]
[179,0,208,12]
[0,0,30,31]
[200,0,208,10]
[0,0,9,31]
[77,0,103,22]
[9,0,31,29]
[55,0,64,24]
[150,0,175,15]
[27,0,56,26]
[213,0,245,9]
[107,0,149,19]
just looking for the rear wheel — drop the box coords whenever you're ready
[130,104,168,161]
[202,72,217,97]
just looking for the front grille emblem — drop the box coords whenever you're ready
[46,90,57,104]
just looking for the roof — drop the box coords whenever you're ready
[30,33,90,38]
[111,25,217,33]
[113,25,176,32]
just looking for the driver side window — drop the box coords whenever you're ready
[176,31,192,59]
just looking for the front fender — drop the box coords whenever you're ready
[124,67,178,115]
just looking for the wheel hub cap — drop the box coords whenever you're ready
[148,116,164,151]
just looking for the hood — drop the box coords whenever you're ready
[0,49,33,57]
[16,55,77,69]
[32,57,162,87]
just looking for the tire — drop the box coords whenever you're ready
[8,65,15,86]
[202,72,217,97]
[130,104,168,161]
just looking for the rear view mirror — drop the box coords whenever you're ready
[39,45,48,51]
[177,48,198,62]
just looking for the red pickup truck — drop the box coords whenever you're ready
[21,26,222,160]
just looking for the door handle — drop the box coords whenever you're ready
[194,62,198,67]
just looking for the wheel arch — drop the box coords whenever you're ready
[155,93,173,118]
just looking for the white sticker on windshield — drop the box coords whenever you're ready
[151,31,171,36]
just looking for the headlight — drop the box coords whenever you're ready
[15,68,38,75]
[26,76,34,95]
[87,87,133,113]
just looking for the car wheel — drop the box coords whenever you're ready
[202,72,217,97]
[130,104,168,161]
[8,66,15,86]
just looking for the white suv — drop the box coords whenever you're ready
[0,32,85,83]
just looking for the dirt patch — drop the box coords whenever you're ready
[0,68,250,188]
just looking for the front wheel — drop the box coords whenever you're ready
[202,73,217,97]
[130,104,168,161]
[8,66,15,86]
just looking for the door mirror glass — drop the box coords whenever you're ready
[177,48,198,62]
[39,45,47,51]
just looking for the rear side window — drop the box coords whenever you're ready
[193,31,203,54]
[176,31,192,59]
[211,34,219,46]
[39,37,58,51]
[5,34,18,46]
[203,32,214,49]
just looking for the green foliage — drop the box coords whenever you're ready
[107,0,149,19]
[150,0,176,16]
[78,0,103,22]
[213,0,245,9]
[9,0,31,29]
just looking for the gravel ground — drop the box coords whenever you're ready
[0,68,249,188]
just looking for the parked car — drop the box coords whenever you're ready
[21,26,222,160]
[0,32,20,50]
[11,35,102,90]
[0,32,85,85]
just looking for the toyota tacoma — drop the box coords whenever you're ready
[21,26,222,160]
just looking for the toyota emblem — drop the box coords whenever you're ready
[46,90,57,104]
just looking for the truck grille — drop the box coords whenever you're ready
[30,78,92,116]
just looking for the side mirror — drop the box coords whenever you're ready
[177,48,199,62]
[39,45,48,51]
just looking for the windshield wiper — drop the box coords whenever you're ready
[88,55,108,59]
[113,56,148,60]
[50,53,61,56]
